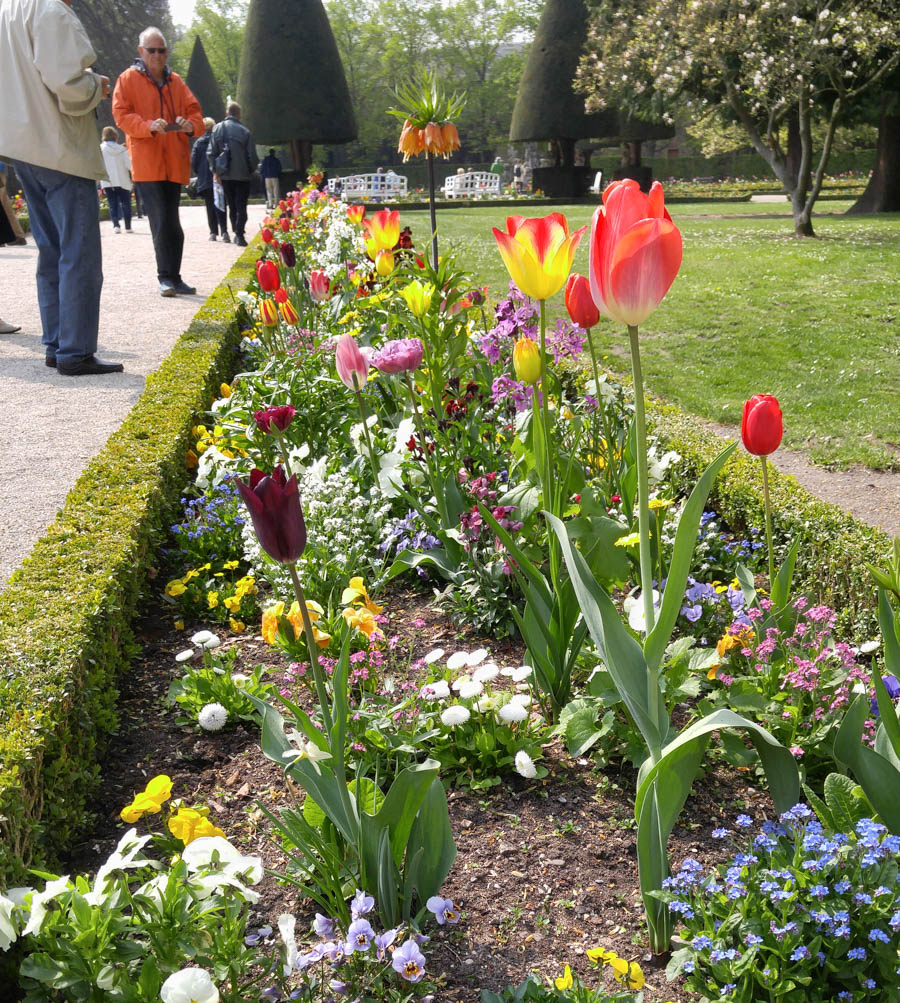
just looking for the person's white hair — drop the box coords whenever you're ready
[139,26,167,48]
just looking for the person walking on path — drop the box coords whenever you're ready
[192,117,228,241]
[0,162,27,245]
[208,102,258,247]
[113,26,203,297]
[260,148,281,210]
[99,126,134,234]
[0,0,123,376]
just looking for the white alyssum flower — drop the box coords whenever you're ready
[446,651,471,671]
[420,680,450,700]
[423,648,445,664]
[499,703,528,723]
[457,679,484,700]
[198,702,228,732]
[473,663,500,683]
[515,751,537,779]
[441,705,471,727]
[160,967,219,1003]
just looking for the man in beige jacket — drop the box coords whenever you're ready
[0,0,123,375]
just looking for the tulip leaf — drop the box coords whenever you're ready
[405,778,457,911]
[385,547,463,585]
[771,538,801,610]
[835,695,900,834]
[644,443,736,673]
[547,511,663,754]
[479,504,552,603]
[880,588,900,677]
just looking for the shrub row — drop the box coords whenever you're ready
[647,400,891,640]
[0,252,254,888]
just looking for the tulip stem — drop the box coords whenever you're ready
[405,373,449,529]
[628,324,656,640]
[426,151,439,266]
[538,300,560,586]
[760,455,776,590]
[353,382,381,488]
[275,432,293,478]
[287,564,334,738]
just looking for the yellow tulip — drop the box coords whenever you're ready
[375,249,395,277]
[513,337,542,385]
[400,280,435,318]
[492,213,587,301]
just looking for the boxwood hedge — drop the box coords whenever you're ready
[0,251,254,887]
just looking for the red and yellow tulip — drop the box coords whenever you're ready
[259,298,278,328]
[364,209,401,252]
[346,204,366,224]
[588,179,683,327]
[492,213,587,302]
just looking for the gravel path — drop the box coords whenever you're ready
[0,203,265,587]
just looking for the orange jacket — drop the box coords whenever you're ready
[112,62,203,184]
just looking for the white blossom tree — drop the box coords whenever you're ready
[577,0,900,235]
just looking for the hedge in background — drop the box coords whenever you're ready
[0,252,255,888]
[648,401,891,640]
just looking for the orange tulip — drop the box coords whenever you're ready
[259,298,278,327]
[346,204,366,224]
[365,209,400,251]
[588,179,682,327]
[493,213,587,301]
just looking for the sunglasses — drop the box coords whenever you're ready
[143,47,167,54]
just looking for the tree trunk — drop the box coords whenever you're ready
[847,99,900,213]
[289,140,312,176]
[792,191,816,237]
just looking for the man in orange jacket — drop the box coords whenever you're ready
[113,27,203,297]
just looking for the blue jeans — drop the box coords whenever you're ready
[105,186,132,229]
[11,160,102,366]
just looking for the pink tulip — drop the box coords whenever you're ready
[335,334,369,391]
[309,270,331,301]
[588,179,683,327]
[372,338,424,374]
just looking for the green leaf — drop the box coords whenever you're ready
[405,778,457,909]
[880,588,900,676]
[644,443,736,673]
[771,538,800,609]
[803,780,835,830]
[385,547,462,585]
[823,772,867,831]
[834,695,900,834]
[559,699,612,757]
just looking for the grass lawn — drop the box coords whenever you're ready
[402,200,900,470]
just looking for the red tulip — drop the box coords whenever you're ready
[309,270,330,301]
[279,217,291,233]
[235,467,307,564]
[261,227,274,244]
[742,394,783,456]
[346,204,366,224]
[254,405,296,434]
[588,179,682,327]
[565,273,600,329]
[256,260,280,292]
[335,333,369,390]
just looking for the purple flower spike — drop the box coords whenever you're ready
[392,939,427,982]
[350,888,375,919]
[426,894,461,925]
[345,918,375,953]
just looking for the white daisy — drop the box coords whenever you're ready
[473,663,500,683]
[467,648,489,667]
[420,680,450,700]
[514,750,537,779]
[457,679,484,700]
[446,651,470,671]
[198,703,228,732]
[511,665,532,682]
[423,648,445,664]
[440,705,471,727]
[500,703,528,723]
[175,649,195,663]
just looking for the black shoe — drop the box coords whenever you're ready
[45,354,56,368]
[234,235,247,246]
[209,234,217,241]
[221,233,231,243]
[173,280,196,295]
[160,280,177,297]
[57,355,124,376]
[13,237,27,246]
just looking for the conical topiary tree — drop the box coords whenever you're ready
[186,36,225,124]
[237,0,357,175]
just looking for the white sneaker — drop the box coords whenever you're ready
[113,226,121,233]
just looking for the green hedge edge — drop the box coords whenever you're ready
[0,249,256,889]
[647,400,891,640]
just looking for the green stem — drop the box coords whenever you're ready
[538,300,559,586]
[353,383,380,487]
[405,373,449,529]
[287,563,333,737]
[427,151,439,265]
[761,455,776,590]
[418,315,444,417]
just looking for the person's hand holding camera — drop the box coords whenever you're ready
[149,117,168,134]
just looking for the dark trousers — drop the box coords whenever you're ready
[201,188,228,236]
[132,186,143,217]
[135,180,184,282]
[222,179,250,239]
[105,186,132,229]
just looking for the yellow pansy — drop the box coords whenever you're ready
[229,618,246,633]
[165,579,187,597]
[174,620,185,631]
[182,569,199,582]
[168,807,225,845]
[223,595,241,612]
[341,577,384,616]
[343,606,382,639]
[554,965,573,991]
[586,947,618,965]
[223,560,239,571]
[261,600,331,648]
[648,497,673,510]
[207,591,219,609]
[120,775,173,823]
[186,449,199,469]
[220,382,233,398]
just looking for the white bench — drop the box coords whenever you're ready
[329,173,408,200]
[590,170,604,195]
[441,171,502,199]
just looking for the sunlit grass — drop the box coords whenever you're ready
[402,201,900,470]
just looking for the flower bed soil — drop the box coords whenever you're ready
[64,581,775,1002]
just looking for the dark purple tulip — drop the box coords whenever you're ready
[235,467,307,564]
[254,404,296,434]
[280,243,296,269]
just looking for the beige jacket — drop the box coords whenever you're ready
[0,0,105,180]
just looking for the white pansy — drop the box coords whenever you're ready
[473,663,500,683]
[624,590,661,634]
[86,828,154,905]
[440,705,471,727]
[446,651,470,671]
[278,913,298,976]
[198,702,228,732]
[467,648,489,667]
[515,751,537,779]
[190,871,260,904]
[420,680,450,700]
[182,837,263,884]
[0,895,19,951]
[647,447,680,483]
[423,648,445,664]
[133,874,168,910]
[22,875,72,936]
[499,703,528,723]
[457,679,484,700]
[160,967,219,1003]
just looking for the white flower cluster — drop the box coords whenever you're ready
[310,200,369,279]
